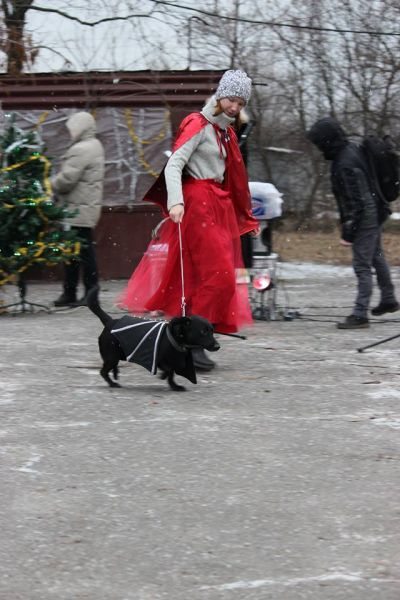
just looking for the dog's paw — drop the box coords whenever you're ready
[109,381,122,388]
[169,383,186,392]
[167,374,186,392]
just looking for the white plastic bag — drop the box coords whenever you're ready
[249,181,283,220]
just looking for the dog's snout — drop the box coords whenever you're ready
[207,340,220,352]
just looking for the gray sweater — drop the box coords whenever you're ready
[165,96,234,210]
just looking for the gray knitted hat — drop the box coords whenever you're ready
[215,70,252,104]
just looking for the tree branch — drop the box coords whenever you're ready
[28,5,158,27]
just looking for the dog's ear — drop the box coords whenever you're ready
[169,316,191,339]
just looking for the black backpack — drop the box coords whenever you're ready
[361,134,400,203]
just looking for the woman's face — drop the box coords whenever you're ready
[220,96,245,117]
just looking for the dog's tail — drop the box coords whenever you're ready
[86,286,113,327]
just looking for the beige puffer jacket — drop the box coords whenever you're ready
[52,112,105,228]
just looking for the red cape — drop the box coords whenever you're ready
[144,112,258,236]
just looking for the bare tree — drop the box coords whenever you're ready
[249,0,400,224]
[1,0,36,74]
[0,0,173,74]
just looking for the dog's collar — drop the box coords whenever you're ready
[166,326,188,353]
[166,325,207,353]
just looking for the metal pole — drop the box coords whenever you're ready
[357,332,400,353]
[187,18,192,69]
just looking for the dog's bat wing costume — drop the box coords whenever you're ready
[111,316,166,374]
[111,315,196,383]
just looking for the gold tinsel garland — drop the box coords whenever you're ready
[124,108,170,179]
[0,153,80,286]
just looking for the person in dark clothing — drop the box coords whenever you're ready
[307,117,399,329]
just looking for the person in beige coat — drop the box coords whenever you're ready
[52,111,105,307]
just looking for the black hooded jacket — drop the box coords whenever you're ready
[307,117,390,242]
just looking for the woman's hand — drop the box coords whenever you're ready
[340,239,352,246]
[250,226,261,237]
[169,204,184,223]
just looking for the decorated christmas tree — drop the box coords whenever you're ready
[0,115,80,299]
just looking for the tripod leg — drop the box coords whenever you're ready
[18,275,29,312]
[2,274,51,314]
[357,332,400,352]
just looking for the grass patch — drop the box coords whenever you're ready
[272,229,400,266]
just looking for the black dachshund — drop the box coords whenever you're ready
[87,288,220,391]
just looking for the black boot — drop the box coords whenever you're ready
[192,348,216,371]
[337,314,369,329]
[72,286,99,307]
[72,295,88,307]
[371,301,400,316]
[54,291,77,307]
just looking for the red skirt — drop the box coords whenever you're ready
[118,178,253,333]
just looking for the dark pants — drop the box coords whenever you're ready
[63,227,98,298]
[261,222,273,255]
[352,226,396,318]
[240,233,253,268]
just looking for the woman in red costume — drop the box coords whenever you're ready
[119,70,259,370]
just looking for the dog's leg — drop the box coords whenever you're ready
[100,361,121,388]
[167,371,186,392]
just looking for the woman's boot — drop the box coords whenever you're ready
[192,348,216,371]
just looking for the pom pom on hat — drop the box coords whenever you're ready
[215,69,252,104]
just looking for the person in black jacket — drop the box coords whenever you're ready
[307,117,398,329]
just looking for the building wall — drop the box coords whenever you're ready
[95,205,162,279]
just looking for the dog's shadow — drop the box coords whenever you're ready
[104,383,181,394]
[73,380,191,394]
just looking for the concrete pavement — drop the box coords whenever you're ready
[1,263,400,600]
